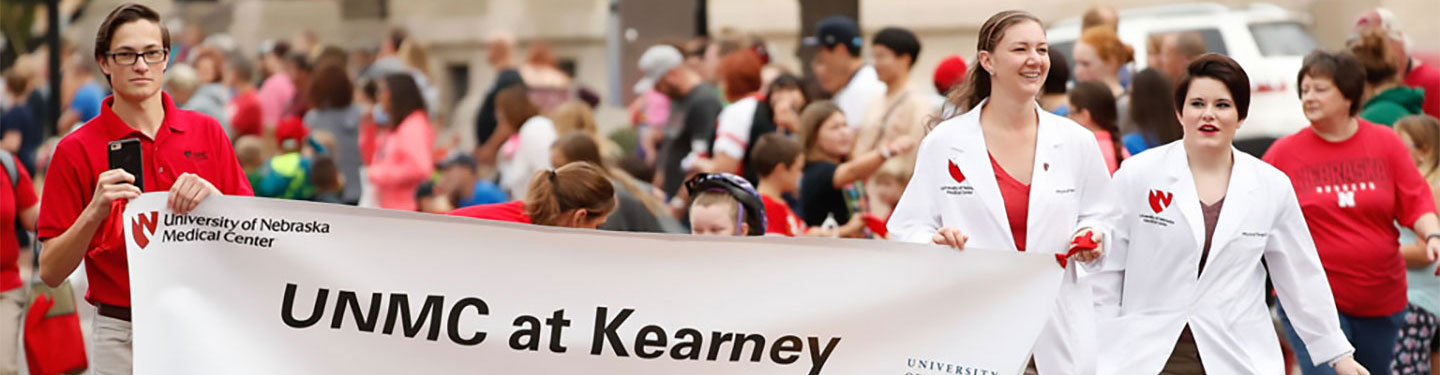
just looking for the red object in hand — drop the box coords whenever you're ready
[860,214,888,238]
[24,295,88,375]
[1057,231,1099,268]
[95,200,128,254]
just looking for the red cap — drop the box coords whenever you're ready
[275,117,309,150]
[232,102,263,138]
[933,54,968,94]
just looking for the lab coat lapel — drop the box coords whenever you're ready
[1164,145,1207,253]
[1202,148,1258,265]
[1025,109,1066,252]
[947,104,1016,252]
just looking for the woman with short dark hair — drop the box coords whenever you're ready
[1094,54,1364,375]
[1264,49,1440,375]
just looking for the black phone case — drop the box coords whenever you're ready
[108,139,144,190]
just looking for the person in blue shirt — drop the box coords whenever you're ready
[58,59,108,132]
[436,153,506,208]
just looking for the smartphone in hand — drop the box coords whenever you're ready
[107,138,144,190]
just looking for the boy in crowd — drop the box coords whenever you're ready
[255,118,313,200]
[750,133,808,237]
[685,173,766,237]
[867,160,912,220]
[233,135,268,190]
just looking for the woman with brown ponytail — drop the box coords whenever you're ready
[888,10,1119,374]
[1066,81,1127,174]
[550,133,680,233]
[449,161,617,229]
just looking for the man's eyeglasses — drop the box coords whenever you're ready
[106,49,169,66]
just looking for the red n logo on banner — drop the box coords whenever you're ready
[132,212,159,249]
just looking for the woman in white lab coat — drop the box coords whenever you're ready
[887,10,1118,375]
[1092,54,1366,375]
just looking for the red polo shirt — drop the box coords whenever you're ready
[1,162,37,292]
[37,92,254,308]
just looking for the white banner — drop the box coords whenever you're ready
[124,193,1063,375]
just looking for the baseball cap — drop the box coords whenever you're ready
[634,45,684,94]
[275,117,309,150]
[933,55,968,94]
[437,152,478,170]
[1353,8,1407,44]
[801,15,863,52]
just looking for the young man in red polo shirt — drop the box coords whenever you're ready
[36,4,252,374]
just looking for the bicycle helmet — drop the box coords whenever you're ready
[685,173,767,236]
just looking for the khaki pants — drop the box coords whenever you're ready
[91,314,132,375]
[0,288,25,375]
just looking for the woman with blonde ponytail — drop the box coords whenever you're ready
[450,162,617,228]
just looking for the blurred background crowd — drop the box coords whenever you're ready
[3,0,1440,373]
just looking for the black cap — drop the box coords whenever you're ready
[802,15,862,55]
[437,153,478,170]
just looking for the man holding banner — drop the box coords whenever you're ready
[36,3,253,374]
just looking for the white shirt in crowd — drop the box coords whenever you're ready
[712,96,761,161]
[832,65,886,130]
[1092,142,1352,374]
[499,116,558,198]
[888,100,1119,374]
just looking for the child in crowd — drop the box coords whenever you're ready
[256,118,314,200]
[685,173,766,236]
[1391,114,1440,374]
[233,135,269,191]
[416,180,453,214]
[867,159,911,221]
[310,156,345,204]
[750,133,809,236]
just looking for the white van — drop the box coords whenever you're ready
[1047,3,1318,153]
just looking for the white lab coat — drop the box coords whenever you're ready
[1092,142,1352,374]
[889,100,1118,375]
